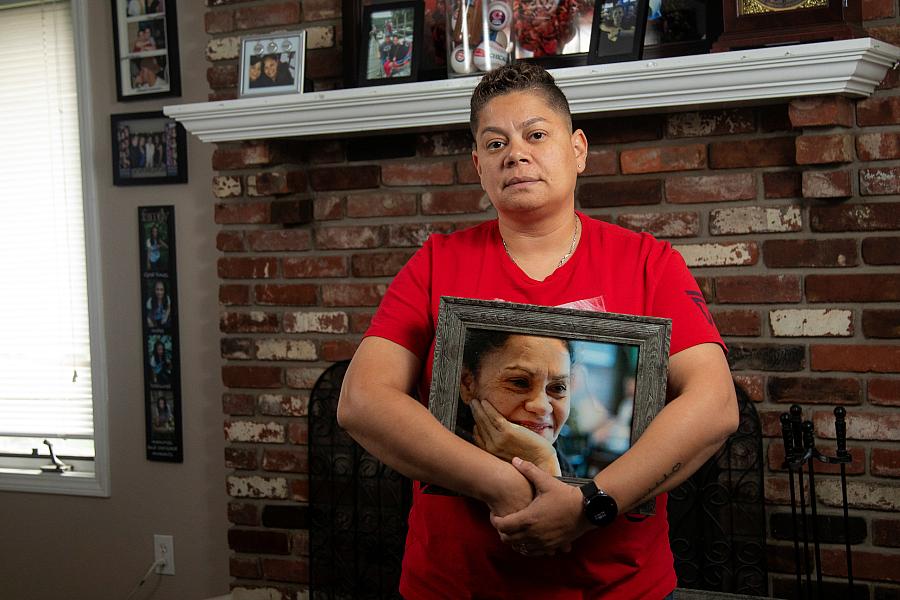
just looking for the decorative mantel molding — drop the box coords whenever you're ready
[165,38,899,143]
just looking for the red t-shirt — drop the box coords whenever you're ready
[366,213,723,599]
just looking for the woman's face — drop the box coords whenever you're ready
[462,335,571,442]
[150,226,158,239]
[154,342,165,357]
[264,56,278,80]
[471,91,586,218]
[154,281,165,299]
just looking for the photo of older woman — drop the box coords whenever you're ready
[457,330,574,477]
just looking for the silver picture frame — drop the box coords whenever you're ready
[239,31,307,97]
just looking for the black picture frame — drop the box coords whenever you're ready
[642,0,721,59]
[588,0,651,64]
[358,0,423,86]
[139,205,183,463]
[427,297,671,515]
[111,111,188,186]
[111,0,181,101]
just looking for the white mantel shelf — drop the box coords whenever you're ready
[165,38,899,143]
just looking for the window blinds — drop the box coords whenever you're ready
[0,0,94,450]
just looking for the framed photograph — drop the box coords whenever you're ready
[514,0,596,69]
[427,297,671,515]
[111,0,181,101]
[358,1,422,86]
[139,205,183,462]
[643,0,721,59]
[111,111,187,186]
[239,32,306,97]
[588,0,651,64]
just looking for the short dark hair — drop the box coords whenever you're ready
[462,329,574,377]
[469,63,572,137]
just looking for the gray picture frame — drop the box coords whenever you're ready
[427,296,672,515]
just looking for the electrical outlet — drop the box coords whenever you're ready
[153,534,175,576]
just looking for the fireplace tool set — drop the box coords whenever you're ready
[779,405,854,600]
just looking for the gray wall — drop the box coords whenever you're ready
[0,2,229,599]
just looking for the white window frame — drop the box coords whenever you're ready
[0,0,110,497]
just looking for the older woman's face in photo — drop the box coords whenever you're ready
[462,335,571,442]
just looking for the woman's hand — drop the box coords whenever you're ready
[471,399,562,476]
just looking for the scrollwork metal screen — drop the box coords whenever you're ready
[309,361,412,600]
[667,386,767,595]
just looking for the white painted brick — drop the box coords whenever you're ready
[224,420,285,443]
[258,393,310,417]
[284,311,349,333]
[769,309,853,337]
[818,479,899,511]
[710,206,802,235]
[815,412,900,441]
[305,26,334,49]
[213,176,242,198]
[246,311,272,324]
[226,475,289,499]
[255,339,317,361]
[206,36,240,61]
[286,367,325,389]
[674,242,756,267]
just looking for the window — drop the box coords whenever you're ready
[0,0,109,496]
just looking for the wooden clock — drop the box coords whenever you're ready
[712,0,864,51]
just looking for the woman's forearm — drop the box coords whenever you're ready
[338,337,534,516]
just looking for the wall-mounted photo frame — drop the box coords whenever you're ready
[588,0,650,64]
[239,31,307,97]
[111,111,187,186]
[111,0,181,101]
[514,0,596,69]
[426,297,671,516]
[358,1,422,86]
[139,205,183,463]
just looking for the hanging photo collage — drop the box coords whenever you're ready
[139,206,183,462]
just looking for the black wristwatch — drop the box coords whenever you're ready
[580,481,618,527]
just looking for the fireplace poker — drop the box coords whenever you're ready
[781,413,803,600]
[790,405,813,600]
[801,420,824,600]
[833,406,854,590]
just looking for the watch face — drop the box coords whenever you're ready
[738,0,827,16]
[584,492,618,526]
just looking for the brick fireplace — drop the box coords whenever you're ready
[176,2,900,598]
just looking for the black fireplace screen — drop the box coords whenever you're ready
[309,362,766,598]
[667,386,767,596]
[309,360,410,600]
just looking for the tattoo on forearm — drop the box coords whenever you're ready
[638,462,682,505]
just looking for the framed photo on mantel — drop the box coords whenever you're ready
[358,1,422,86]
[111,0,181,101]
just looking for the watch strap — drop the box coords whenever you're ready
[580,480,598,499]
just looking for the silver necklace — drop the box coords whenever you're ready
[501,216,580,270]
